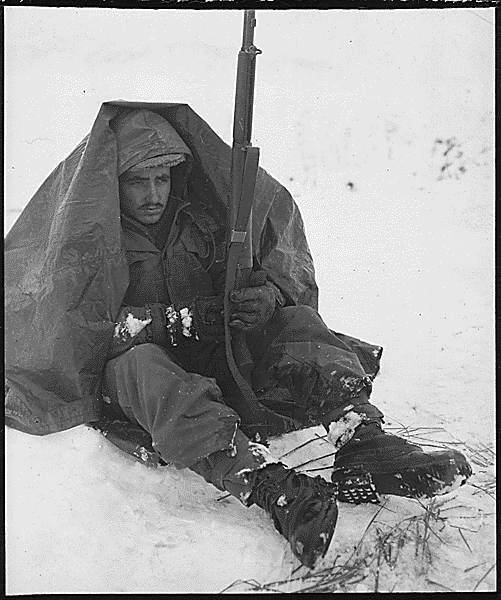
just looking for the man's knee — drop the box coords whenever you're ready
[276,304,319,322]
[104,343,175,405]
[110,342,166,363]
[257,304,329,348]
[106,343,176,377]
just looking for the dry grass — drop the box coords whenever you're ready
[219,555,369,593]
[219,498,451,593]
[221,492,494,593]
[219,424,495,594]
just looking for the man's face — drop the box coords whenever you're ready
[119,165,172,225]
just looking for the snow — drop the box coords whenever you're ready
[5,426,291,594]
[165,305,179,346]
[179,307,196,339]
[433,471,470,497]
[276,495,288,507]
[5,7,495,595]
[327,411,363,450]
[248,442,279,466]
[114,313,152,340]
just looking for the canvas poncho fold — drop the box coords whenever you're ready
[5,101,318,435]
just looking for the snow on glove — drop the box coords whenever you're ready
[108,304,167,359]
[229,270,283,332]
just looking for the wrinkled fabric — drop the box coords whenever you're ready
[101,305,383,465]
[5,101,318,435]
[113,109,192,178]
[190,428,267,504]
[103,343,239,467]
[247,306,384,429]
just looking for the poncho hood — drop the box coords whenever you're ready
[113,108,193,177]
[5,100,318,435]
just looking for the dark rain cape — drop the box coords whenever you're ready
[5,101,318,435]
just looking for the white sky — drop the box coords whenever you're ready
[4,7,494,215]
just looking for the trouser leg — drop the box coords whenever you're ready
[190,429,272,504]
[247,305,385,431]
[103,343,240,468]
[174,306,385,434]
[104,343,273,503]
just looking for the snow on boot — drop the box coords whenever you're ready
[247,463,338,569]
[331,420,472,504]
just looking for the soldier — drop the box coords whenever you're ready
[5,106,472,569]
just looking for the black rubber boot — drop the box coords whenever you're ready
[331,421,473,504]
[247,463,338,569]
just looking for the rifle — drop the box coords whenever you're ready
[224,11,294,440]
[223,11,264,431]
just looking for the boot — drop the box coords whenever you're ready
[331,420,472,504]
[247,463,338,569]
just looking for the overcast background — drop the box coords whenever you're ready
[5,7,493,214]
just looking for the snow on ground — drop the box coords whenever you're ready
[6,426,293,594]
[5,7,495,594]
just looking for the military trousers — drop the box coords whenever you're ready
[103,305,384,495]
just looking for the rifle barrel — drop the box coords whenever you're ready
[242,10,257,48]
[232,10,261,147]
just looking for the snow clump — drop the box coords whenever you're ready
[114,313,152,340]
[248,442,279,466]
[180,307,198,339]
[327,411,363,450]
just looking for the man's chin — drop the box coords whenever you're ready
[139,217,162,225]
[135,210,164,225]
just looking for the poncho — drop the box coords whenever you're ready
[4,101,318,435]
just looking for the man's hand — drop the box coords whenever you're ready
[229,271,278,332]
[108,305,160,360]
[190,296,225,340]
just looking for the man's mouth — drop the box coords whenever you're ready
[141,205,163,213]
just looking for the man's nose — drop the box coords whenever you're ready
[148,180,159,202]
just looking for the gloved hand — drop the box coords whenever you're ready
[108,304,160,359]
[229,271,280,332]
[109,299,225,360]
[188,296,225,340]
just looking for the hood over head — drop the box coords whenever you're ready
[112,109,192,176]
[127,154,185,171]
